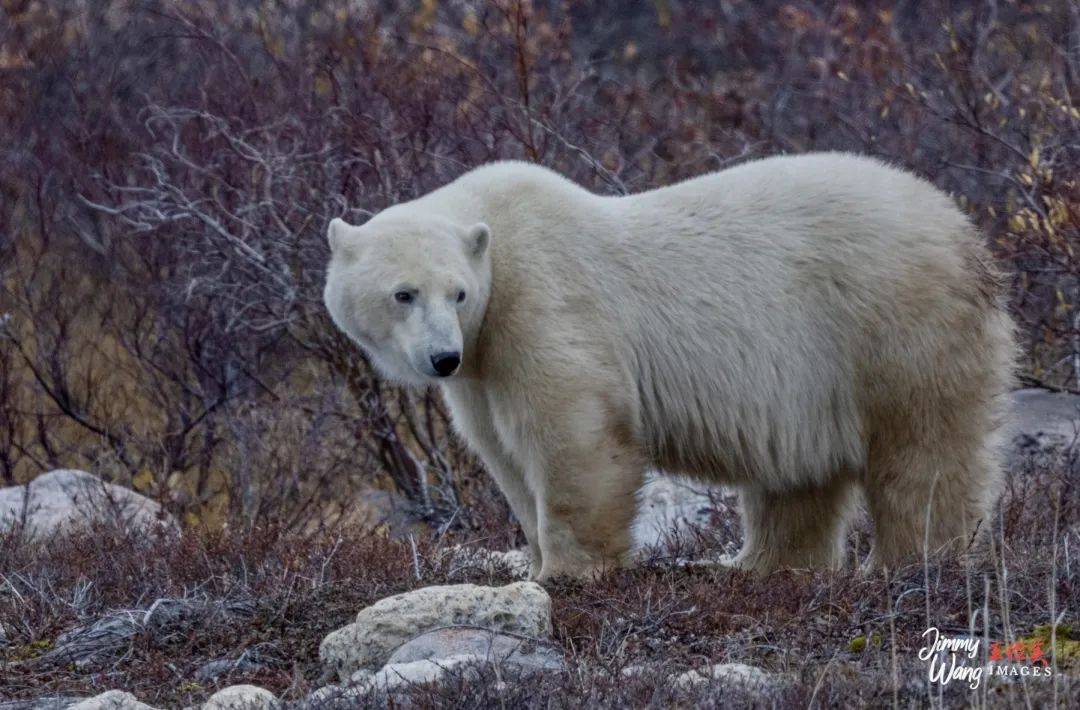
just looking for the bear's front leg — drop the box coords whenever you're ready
[443,383,543,578]
[499,390,645,581]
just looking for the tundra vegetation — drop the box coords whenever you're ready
[0,1,1077,707]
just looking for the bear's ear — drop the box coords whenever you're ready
[465,222,490,259]
[327,217,355,255]
[324,218,349,257]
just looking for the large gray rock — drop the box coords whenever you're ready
[385,627,565,673]
[1009,388,1080,448]
[319,582,552,679]
[1005,388,1080,481]
[68,691,158,710]
[0,469,176,539]
[631,471,724,553]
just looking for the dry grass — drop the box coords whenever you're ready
[1,445,1075,707]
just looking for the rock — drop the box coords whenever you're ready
[1008,387,1080,475]
[304,685,340,703]
[202,685,276,710]
[31,599,252,670]
[632,471,727,553]
[34,610,144,669]
[1008,388,1080,445]
[314,487,422,539]
[194,657,267,684]
[0,698,83,710]
[1005,388,1080,485]
[446,545,532,578]
[674,662,783,689]
[143,598,254,638]
[0,469,177,540]
[365,637,564,693]
[347,668,375,686]
[68,691,159,710]
[385,627,565,673]
[319,581,552,679]
[303,684,365,706]
[365,655,483,691]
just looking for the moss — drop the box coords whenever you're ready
[848,632,882,653]
[1027,625,1080,663]
[1031,624,1072,641]
[10,638,52,661]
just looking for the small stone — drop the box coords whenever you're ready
[194,657,266,683]
[69,690,159,710]
[202,684,276,710]
[305,685,339,702]
[446,545,531,578]
[304,684,366,705]
[674,662,780,689]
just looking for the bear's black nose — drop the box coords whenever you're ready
[431,351,461,377]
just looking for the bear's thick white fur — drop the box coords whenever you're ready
[324,153,1014,580]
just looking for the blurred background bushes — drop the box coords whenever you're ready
[0,0,1076,536]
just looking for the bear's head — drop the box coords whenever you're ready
[323,212,491,387]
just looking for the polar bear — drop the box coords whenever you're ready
[323,153,1014,581]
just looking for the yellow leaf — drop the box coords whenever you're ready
[462,8,479,36]
[132,469,154,492]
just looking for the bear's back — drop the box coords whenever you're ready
[461,154,1003,487]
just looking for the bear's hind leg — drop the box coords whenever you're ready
[864,434,1001,568]
[729,477,857,573]
[862,299,1010,568]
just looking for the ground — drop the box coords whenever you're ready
[1,432,1076,708]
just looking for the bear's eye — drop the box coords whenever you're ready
[394,291,414,304]
[456,290,466,303]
